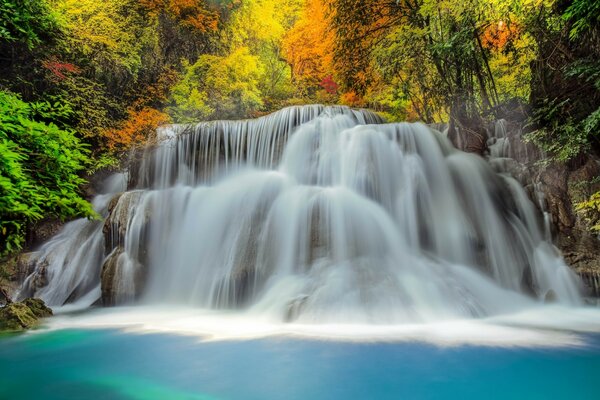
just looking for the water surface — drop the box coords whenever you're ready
[1,328,599,400]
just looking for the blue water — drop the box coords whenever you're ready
[1,329,600,400]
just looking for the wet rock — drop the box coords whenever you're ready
[19,257,49,299]
[563,250,600,297]
[460,116,600,297]
[100,247,146,306]
[286,295,309,322]
[214,210,266,308]
[15,252,39,283]
[26,219,63,249]
[101,247,127,306]
[103,191,146,252]
[309,204,329,264]
[0,298,52,332]
[544,289,558,303]
[449,124,487,155]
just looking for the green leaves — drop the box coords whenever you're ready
[563,0,600,40]
[0,91,95,257]
[0,0,62,48]
[167,47,263,122]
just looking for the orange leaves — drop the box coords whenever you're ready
[481,21,520,51]
[140,0,219,33]
[102,107,171,150]
[339,91,365,107]
[282,0,336,93]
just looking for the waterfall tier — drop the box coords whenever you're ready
[18,105,582,323]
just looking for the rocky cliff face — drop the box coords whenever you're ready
[450,118,600,298]
[551,158,600,298]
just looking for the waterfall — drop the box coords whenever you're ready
[17,105,583,323]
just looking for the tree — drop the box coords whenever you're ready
[102,107,171,150]
[167,47,263,122]
[324,0,535,140]
[526,0,600,162]
[282,0,336,97]
[225,0,302,108]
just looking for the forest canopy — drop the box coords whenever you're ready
[1,0,599,255]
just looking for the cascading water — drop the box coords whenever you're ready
[18,105,583,324]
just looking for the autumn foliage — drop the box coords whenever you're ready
[140,0,220,32]
[481,21,521,50]
[102,108,171,150]
[41,58,81,81]
[282,0,335,95]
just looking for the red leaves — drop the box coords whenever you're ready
[41,58,80,81]
[320,75,338,95]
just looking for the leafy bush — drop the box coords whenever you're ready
[0,0,62,48]
[563,0,600,39]
[0,91,95,256]
[576,191,600,232]
[526,99,600,163]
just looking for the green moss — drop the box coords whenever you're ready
[0,298,53,332]
[22,298,53,318]
[0,303,38,331]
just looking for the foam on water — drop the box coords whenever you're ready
[41,305,600,348]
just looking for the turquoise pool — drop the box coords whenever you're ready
[1,328,600,399]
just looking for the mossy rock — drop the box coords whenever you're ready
[0,298,53,332]
[22,298,53,318]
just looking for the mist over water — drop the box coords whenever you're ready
[17,105,590,335]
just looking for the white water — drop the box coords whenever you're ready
[43,305,600,347]
[18,105,586,330]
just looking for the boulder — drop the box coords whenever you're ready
[0,298,52,332]
[22,298,53,318]
[15,252,39,282]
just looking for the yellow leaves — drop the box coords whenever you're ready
[167,46,264,122]
[576,192,600,232]
[226,0,303,48]
[521,0,556,9]
[55,0,146,73]
[339,91,365,107]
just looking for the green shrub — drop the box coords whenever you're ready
[0,91,95,256]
